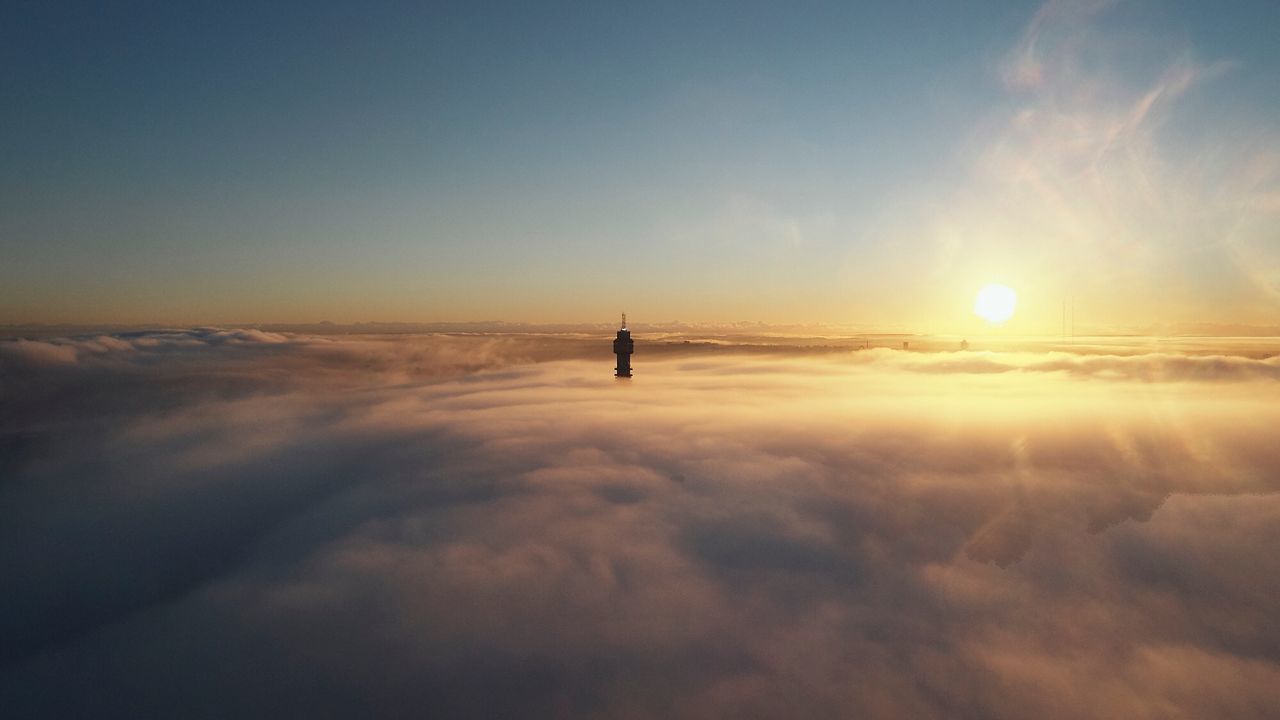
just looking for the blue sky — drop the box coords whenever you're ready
[3,0,1278,329]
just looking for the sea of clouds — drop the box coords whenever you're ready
[2,330,1279,718]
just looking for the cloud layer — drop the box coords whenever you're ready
[2,330,1279,718]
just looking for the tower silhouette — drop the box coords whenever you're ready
[613,313,633,378]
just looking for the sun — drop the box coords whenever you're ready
[974,283,1017,325]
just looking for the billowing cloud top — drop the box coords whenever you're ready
[2,329,1279,718]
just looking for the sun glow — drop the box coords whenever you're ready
[974,283,1017,325]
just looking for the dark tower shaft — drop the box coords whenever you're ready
[614,313,633,378]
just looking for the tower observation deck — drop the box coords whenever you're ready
[614,313,633,378]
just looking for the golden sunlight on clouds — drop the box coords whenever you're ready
[2,330,1279,717]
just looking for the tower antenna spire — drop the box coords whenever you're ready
[621,312,627,330]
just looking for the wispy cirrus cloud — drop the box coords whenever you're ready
[920,0,1280,325]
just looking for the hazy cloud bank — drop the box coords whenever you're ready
[2,330,1279,718]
